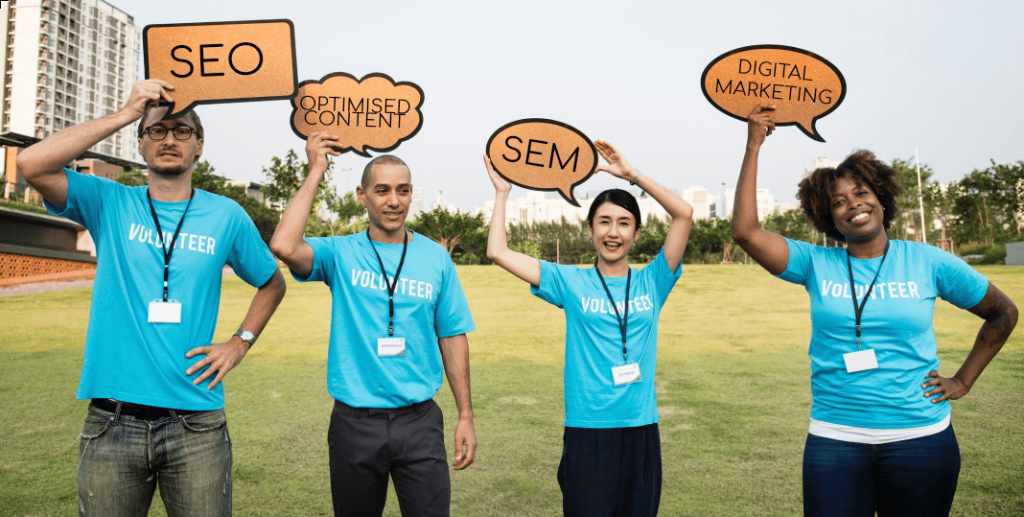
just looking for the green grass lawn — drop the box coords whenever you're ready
[1,265,1021,516]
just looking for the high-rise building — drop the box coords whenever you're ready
[1,0,140,196]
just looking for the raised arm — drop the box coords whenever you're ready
[16,79,175,210]
[483,155,541,287]
[922,282,1018,402]
[594,140,693,272]
[269,132,340,277]
[731,103,789,275]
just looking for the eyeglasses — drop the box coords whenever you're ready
[142,125,196,141]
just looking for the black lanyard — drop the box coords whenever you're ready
[367,230,409,337]
[845,241,890,349]
[147,188,195,302]
[595,263,631,362]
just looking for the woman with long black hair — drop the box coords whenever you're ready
[484,140,693,516]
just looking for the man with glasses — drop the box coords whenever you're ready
[17,79,286,516]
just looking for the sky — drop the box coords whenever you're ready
[115,0,1023,211]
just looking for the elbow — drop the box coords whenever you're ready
[15,154,41,184]
[268,237,292,261]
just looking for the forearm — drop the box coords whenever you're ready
[235,269,287,347]
[486,190,511,258]
[439,334,473,420]
[634,172,693,221]
[18,110,134,181]
[956,285,1018,388]
[732,144,763,242]
[269,167,323,262]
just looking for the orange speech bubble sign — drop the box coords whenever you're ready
[144,20,297,119]
[486,119,597,207]
[701,45,846,142]
[290,72,424,157]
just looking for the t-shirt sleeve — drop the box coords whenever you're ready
[645,246,683,305]
[931,246,989,310]
[226,205,279,288]
[290,237,335,284]
[44,169,117,233]
[530,260,567,309]
[434,255,476,338]
[776,238,816,286]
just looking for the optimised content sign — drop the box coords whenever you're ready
[290,72,425,157]
[143,19,298,118]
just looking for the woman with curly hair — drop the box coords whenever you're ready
[731,103,1018,517]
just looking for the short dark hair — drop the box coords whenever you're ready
[796,150,902,242]
[587,189,642,232]
[137,109,204,140]
[361,155,410,187]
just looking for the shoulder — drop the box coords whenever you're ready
[411,231,452,260]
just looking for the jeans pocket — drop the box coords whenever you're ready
[179,410,228,433]
[80,415,111,440]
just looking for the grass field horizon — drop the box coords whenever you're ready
[1,264,1021,516]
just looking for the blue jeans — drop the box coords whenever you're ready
[803,424,960,517]
[77,402,233,517]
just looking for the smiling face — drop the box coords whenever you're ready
[830,175,885,240]
[588,201,640,265]
[137,109,203,178]
[357,163,413,235]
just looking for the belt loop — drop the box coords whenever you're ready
[111,401,123,427]
[168,409,179,423]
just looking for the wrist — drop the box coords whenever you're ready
[458,410,474,422]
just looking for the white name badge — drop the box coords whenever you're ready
[148,300,181,324]
[377,337,406,357]
[611,363,642,386]
[843,348,879,373]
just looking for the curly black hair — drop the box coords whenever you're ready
[796,150,902,242]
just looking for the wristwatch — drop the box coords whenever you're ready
[233,330,256,347]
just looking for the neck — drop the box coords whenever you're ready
[596,256,630,277]
[367,223,408,244]
[148,171,193,202]
[845,229,889,259]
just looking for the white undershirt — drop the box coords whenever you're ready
[808,415,950,444]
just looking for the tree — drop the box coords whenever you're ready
[629,214,669,263]
[685,218,732,263]
[260,150,364,238]
[192,160,280,244]
[889,157,936,242]
[114,167,148,187]
[762,208,816,243]
[946,160,1024,245]
[407,208,489,264]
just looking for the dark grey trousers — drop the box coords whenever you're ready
[328,399,450,517]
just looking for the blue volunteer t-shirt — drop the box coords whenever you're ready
[293,231,475,408]
[777,239,988,429]
[531,248,681,428]
[45,170,278,410]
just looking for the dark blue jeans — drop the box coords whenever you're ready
[803,424,960,517]
[77,402,232,517]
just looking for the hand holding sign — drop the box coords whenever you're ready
[144,19,297,118]
[702,45,845,142]
[290,72,424,157]
[485,119,597,207]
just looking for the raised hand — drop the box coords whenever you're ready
[122,79,175,122]
[305,132,342,175]
[747,103,776,147]
[594,140,636,182]
[483,154,511,194]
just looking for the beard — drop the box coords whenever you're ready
[148,162,190,178]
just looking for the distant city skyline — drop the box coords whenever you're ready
[9,1,1024,211]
